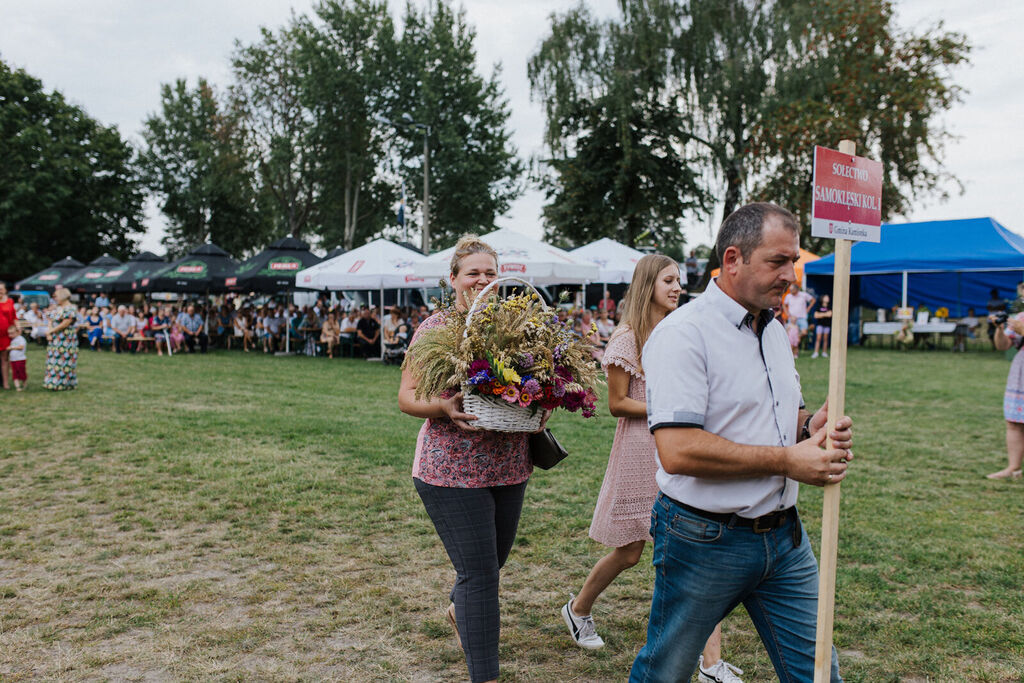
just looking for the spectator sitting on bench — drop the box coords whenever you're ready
[262,307,283,353]
[382,306,405,346]
[215,305,234,349]
[177,304,208,354]
[85,307,103,351]
[356,306,380,359]
[110,305,137,354]
[151,307,172,355]
[25,302,49,344]
[320,311,341,358]
[339,309,359,356]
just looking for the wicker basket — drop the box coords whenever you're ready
[460,277,547,433]
[462,389,544,432]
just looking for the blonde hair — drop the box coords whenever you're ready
[450,234,498,275]
[54,287,72,304]
[615,254,679,374]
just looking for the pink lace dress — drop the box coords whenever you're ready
[588,327,660,547]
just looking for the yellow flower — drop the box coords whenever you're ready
[502,366,521,384]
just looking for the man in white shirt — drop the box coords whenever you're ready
[264,309,283,352]
[630,203,854,683]
[109,305,136,354]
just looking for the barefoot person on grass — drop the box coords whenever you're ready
[561,255,743,682]
[987,309,1024,479]
[398,235,548,683]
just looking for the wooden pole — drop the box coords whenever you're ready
[813,138,856,682]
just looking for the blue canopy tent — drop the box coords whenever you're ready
[804,217,1024,317]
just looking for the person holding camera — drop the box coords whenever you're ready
[989,289,1024,479]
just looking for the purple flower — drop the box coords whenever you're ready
[523,378,541,395]
[468,370,491,385]
[469,359,491,375]
[562,390,585,412]
[581,388,598,418]
[519,352,535,367]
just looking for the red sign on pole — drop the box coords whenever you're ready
[811,145,883,242]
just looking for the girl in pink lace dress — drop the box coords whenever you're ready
[561,256,742,681]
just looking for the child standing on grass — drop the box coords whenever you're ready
[8,325,26,391]
[787,318,801,359]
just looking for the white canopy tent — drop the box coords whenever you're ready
[569,237,645,284]
[295,239,427,359]
[412,228,599,285]
[296,239,427,292]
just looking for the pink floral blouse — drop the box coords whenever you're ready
[409,311,532,488]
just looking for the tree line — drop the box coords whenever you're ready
[1,0,968,282]
[529,0,969,257]
[140,0,522,258]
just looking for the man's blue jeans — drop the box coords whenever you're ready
[630,494,842,683]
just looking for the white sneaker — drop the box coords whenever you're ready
[822,351,828,357]
[561,593,604,649]
[811,352,819,358]
[698,655,745,683]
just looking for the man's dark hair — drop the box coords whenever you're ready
[715,202,799,263]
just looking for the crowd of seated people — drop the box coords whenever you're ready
[6,288,639,363]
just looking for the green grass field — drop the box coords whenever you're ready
[1,344,1022,681]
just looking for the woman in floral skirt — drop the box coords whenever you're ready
[43,287,78,391]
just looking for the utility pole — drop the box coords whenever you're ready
[422,126,430,255]
[376,113,431,254]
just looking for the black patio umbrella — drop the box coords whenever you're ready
[63,255,125,293]
[324,245,347,260]
[144,243,238,293]
[226,236,322,293]
[106,251,167,293]
[15,256,85,292]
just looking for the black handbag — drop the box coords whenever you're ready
[529,428,569,470]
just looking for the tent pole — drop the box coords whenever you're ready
[380,286,385,361]
[957,273,962,318]
[901,272,908,309]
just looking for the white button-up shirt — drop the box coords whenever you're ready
[643,278,804,518]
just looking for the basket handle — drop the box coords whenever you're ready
[463,276,547,338]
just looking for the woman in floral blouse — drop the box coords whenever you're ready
[399,235,547,683]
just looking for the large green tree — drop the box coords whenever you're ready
[231,26,319,240]
[394,0,524,250]
[529,1,708,249]
[750,0,970,252]
[138,78,271,257]
[296,0,399,251]
[533,0,969,260]
[0,60,143,281]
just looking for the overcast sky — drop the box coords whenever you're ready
[2,0,1021,254]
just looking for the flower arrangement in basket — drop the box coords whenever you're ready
[404,277,602,432]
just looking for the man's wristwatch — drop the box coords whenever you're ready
[801,415,813,441]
